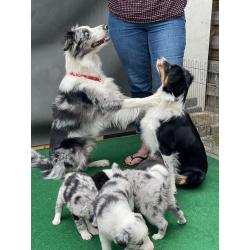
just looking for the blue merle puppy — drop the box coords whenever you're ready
[52,171,109,240]
[94,164,154,250]
[104,163,187,240]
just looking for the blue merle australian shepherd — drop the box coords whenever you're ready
[32,24,140,179]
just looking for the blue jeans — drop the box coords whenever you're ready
[108,13,186,98]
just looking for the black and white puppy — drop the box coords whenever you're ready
[94,164,154,250]
[31,24,140,179]
[52,171,109,240]
[122,57,208,188]
[104,163,186,240]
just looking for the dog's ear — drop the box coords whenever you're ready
[184,69,193,87]
[64,30,75,51]
[111,163,125,178]
[114,230,129,248]
[111,162,120,172]
[102,169,114,179]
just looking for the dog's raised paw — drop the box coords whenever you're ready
[80,231,92,240]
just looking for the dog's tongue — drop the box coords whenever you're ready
[92,36,110,48]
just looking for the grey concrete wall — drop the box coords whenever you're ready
[31,0,129,145]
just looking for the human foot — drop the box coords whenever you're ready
[124,144,149,166]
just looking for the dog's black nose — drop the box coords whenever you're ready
[103,24,108,30]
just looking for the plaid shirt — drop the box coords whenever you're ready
[108,0,187,24]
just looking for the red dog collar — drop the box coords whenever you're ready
[69,71,101,82]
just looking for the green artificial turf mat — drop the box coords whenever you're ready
[32,135,218,250]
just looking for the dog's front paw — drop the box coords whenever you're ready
[152,233,164,240]
[177,217,187,225]
[89,227,99,235]
[96,160,110,167]
[80,231,92,240]
[52,217,61,225]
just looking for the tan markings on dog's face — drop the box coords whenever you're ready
[157,59,168,87]
[176,175,188,185]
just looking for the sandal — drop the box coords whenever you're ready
[124,154,148,167]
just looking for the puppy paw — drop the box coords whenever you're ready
[52,217,61,225]
[96,160,110,167]
[89,227,99,235]
[177,217,187,225]
[80,231,92,240]
[152,233,164,240]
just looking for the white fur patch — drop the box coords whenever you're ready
[80,231,92,240]
[52,119,76,129]
[88,160,110,167]
[52,213,61,225]
[141,97,184,157]
[121,88,184,158]
[149,164,169,181]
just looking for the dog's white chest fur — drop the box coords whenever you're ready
[122,89,184,157]
[141,106,162,156]
[141,99,184,157]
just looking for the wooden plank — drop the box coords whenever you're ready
[205,95,219,113]
[211,11,219,25]
[206,84,219,97]
[210,25,219,36]
[208,60,219,73]
[32,137,104,149]
[212,0,219,11]
[207,73,219,85]
[209,49,219,61]
[104,130,136,139]
[210,35,219,49]
[205,105,219,113]
[96,136,104,141]
[31,132,137,149]
[32,144,49,150]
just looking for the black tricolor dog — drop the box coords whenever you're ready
[122,57,208,188]
[156,58,208,187]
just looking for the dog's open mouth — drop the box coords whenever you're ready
[91,36,110,48]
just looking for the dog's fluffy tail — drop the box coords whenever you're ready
[177,169,207,188]
[31,149,53,172]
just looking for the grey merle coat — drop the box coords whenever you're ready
[52,171,109,240]
[31,24,141,179]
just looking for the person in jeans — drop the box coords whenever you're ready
[107,0,187,166]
